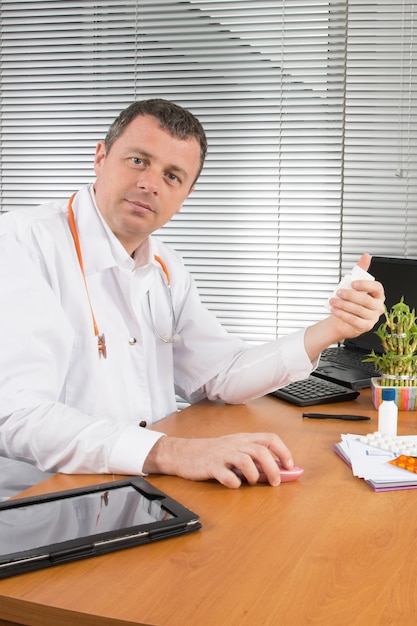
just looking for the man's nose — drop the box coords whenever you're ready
[137,169,159,194]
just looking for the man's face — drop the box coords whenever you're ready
[93,114,201,254]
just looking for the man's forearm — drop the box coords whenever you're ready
[204,329,314,405]
[304,317,343,363]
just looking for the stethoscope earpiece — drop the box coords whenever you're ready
[161,333,181,343]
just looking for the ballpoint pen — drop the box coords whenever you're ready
[302,413,370,421]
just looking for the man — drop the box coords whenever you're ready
[0,99,384,492]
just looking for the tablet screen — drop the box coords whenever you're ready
[0,484,174,556]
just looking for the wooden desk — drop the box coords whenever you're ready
[1,391,417,626]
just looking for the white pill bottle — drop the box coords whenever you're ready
[378,388,398,436]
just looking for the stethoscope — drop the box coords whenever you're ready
[68,194,180,358]
[146,254,181,345]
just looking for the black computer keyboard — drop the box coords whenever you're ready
[320,347,376,373]
[270,375,360,407]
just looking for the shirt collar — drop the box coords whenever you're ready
[71,184,156,275]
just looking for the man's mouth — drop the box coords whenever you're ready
[128,199,154,213]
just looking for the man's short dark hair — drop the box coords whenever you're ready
[105,99,208,184]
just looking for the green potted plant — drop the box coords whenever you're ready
[365,297,417,410]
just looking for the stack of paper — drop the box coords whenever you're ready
[334,434,417,492]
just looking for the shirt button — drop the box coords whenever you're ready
[128,337,137,345]
[139,420,147,428]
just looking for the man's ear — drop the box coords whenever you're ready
[94,141,107,176]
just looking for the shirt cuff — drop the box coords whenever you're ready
[108,425,166,475]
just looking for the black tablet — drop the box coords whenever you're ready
[0,477,201,579]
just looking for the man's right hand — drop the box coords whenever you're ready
[142,432,295,488]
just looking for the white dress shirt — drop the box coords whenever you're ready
[0,184,314,481]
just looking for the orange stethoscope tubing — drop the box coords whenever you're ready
[68,193,107,357]
[67,193,176,357]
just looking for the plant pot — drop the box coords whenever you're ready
[371,377,417,411]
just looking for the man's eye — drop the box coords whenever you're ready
[166,172,180,183]
[131,157,144,165]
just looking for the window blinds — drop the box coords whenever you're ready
[342,0,417,263]
[0,1,139,204]
[0,1,415,345]
[135,1,347,341]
